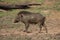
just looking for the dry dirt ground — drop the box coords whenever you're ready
[0,10,60,40]
[0,10,60,34]
[0,0,60,40]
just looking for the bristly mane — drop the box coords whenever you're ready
[17,11,32,15]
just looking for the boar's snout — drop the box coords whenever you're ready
[14,19,19,23]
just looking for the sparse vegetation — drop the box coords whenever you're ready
[0,0,60,40]
[53,1,60,11]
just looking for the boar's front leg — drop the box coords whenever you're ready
[24,23,30,33]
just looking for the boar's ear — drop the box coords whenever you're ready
[21,14,24,17]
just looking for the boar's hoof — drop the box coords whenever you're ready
[23,30,31,33]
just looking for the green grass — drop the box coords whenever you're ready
[2,0,44,4]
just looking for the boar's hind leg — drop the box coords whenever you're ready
[39,21,48,33]
[43,24,48,33]
[39,23,42,33]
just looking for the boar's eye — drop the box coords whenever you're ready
[21,14,24,17]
